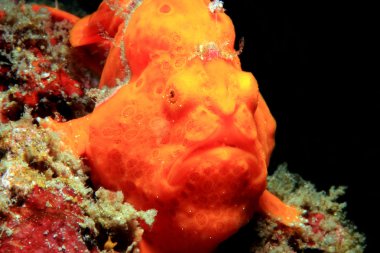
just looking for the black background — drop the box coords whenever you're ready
[52,0,378,251]
[223,1,377,252]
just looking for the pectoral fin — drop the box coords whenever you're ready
[259,190,304,227]
[39,116,91,156]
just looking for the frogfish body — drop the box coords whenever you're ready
[43,1,302,252]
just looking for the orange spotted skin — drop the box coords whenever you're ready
[44,1,302,252]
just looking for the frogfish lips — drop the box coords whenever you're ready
[167,142,268,205]
[156,143,268,253]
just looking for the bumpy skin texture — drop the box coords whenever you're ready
[45,1,301,252]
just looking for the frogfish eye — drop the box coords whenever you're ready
[167,88,177,104]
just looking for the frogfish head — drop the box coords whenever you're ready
[88,55,275,252]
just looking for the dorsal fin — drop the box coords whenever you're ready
[70,0,143,88]
[69,0,129,47]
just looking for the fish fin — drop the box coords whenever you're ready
[69,15,103,46]
[259,190,304,227]
[70,1,126,47]
[39,116,90,156]
[99,32,129,88]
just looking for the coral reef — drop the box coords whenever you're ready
[251,165,365,252]
[0,116,156,252]
[1,186,94,252]
[0,2,98,122]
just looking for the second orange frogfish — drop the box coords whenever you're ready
[42,0,303,252]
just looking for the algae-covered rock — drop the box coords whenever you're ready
[250,165,366,252]
[0,117,156,252]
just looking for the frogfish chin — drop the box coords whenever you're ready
[154,147,267,253]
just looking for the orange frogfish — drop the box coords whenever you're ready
[42,0,302,252]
